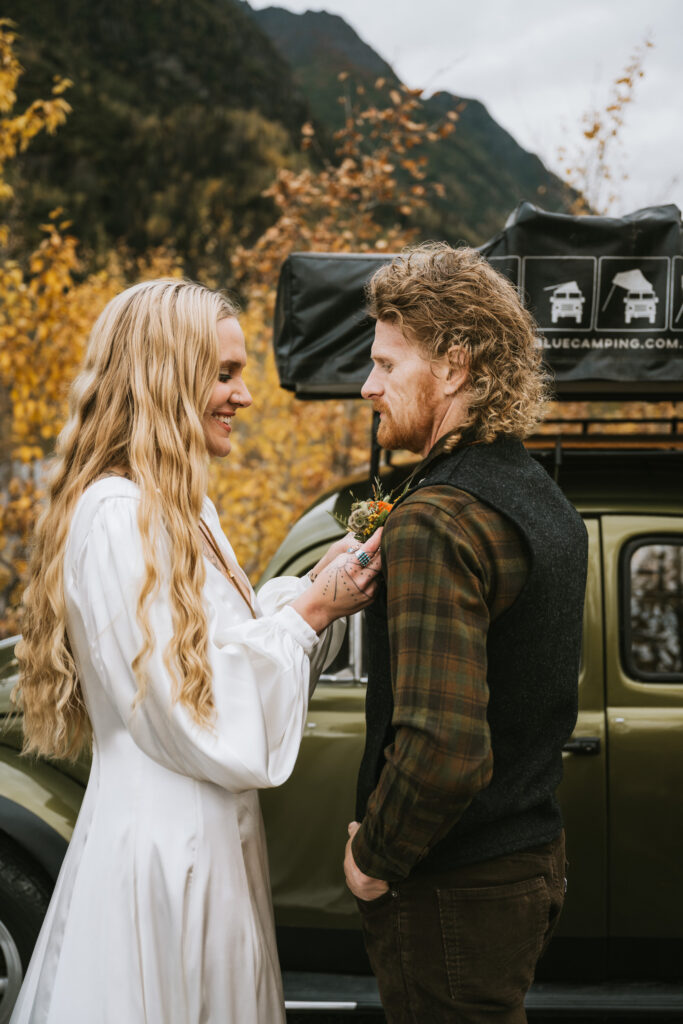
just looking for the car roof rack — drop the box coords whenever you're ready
[529,415,683,451]
[372,413,683,483]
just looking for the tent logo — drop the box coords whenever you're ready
[602,269,658,325]
[673,259,683,331]
[596,257,669,332]
[522,256,596,332]
[545,281,586,324]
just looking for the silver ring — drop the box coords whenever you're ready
[347,546,357,553]
[355,550,371,567]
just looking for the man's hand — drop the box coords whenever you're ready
[344,821,390,901]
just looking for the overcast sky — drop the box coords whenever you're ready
[249,0,682,217]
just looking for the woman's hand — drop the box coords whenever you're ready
[308,533,362,582]
[291,529,382,633]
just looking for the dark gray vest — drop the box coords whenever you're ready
[356,436,588,874]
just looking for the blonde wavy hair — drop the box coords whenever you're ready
[367,242,549,443]
[15,278,238,758]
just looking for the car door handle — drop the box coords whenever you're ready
[562,736,601,755]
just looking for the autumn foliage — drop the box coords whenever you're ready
[2,20,675,641]
[0,21,457,636]
[557,38,653,215]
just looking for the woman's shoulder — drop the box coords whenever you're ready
[67,478,142,562]
[201,492,219,522]
[74,476,141,516]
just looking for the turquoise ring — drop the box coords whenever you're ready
[355,550,371,567]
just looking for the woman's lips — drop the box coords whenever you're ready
[212,413,233,432]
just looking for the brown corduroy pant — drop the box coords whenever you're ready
[357,832,566,1024]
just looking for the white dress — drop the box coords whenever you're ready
[11,477,344,1024]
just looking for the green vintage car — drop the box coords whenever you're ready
[2,423,683,1019]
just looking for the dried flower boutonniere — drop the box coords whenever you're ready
[333,478,408,542]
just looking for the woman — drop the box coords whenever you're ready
[10,279,380,1024]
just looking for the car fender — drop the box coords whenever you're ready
[0,745,83,883]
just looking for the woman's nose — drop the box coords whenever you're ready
[234,380,253,408]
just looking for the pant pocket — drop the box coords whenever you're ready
[356,888,396,915]
[437,875,550,1009]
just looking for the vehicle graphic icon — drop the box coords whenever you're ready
[675,276,683,324]
[545,281,585,324]
[602,269,659,325]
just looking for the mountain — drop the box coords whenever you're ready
[248,5,573,243]
[4,0,312,267]
[5,0,574,269]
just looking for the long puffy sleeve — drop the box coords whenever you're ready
[257,575,345,692]
[65,485,341,792]
[200,497,345,692]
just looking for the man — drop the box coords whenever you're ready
[343,243,588,1023]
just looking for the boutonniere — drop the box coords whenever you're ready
[333,478,408,542]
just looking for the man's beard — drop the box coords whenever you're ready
[375,376,438,453]
[376,409,424,453]
[376,412,404,450]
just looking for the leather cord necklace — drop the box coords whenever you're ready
[198,518,256,618]
[92,474,255,617]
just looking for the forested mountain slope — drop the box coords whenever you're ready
[250,5,573,242]
[6,0,572,268]
[5,0,311,266]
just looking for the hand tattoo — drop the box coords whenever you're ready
[320,555,380,604]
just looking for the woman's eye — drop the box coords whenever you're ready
[218,373,232,383]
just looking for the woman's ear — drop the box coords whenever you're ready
[444,344,469,396]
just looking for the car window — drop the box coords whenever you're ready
[622,537,683,682]
[320,612,367,685]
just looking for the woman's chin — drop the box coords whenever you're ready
[205,436,232,458]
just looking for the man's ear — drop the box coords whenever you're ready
[444,345,469,396]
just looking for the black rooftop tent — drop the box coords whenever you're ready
[272,203,683,401]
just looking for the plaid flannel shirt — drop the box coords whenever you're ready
[351,454,529,881]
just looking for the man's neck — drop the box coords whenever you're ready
[419,392,470,457]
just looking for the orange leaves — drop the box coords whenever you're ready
[559,36,653,215]
[301,120,315,151]
[0,475,44,635]
[51,76,72,97]
[231,78,457,304]
[0,21,71,199]
[0,29,71,189]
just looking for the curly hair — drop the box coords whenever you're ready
[367,242,548,444]
[15,278,239,759]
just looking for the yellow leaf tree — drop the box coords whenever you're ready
[0,22,180,634]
